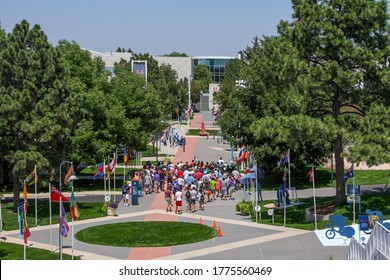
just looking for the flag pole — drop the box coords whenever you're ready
[114,149,117,202]
[284,149,290,227]
[123,156,126,183]
[71,184,74,260]
[108,155,111,197]
[255,157,258,224]
[23,180,27,260]
[0,192,2,242]
[34,165,38,226]
[49,183,53,252]
[312,166,317,230]
[104,160,106,196]
[23,211,26,260]
[352,163,356,224]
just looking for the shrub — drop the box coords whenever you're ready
[235,200,253,216]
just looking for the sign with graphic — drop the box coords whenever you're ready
[358,215,369,231]
[346,184,360,195]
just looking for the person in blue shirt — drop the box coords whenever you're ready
[121,182,130,206]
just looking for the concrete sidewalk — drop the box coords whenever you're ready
[0,112,370,260]
[1,186,350,260]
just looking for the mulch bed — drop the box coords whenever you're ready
[308,203,337,215]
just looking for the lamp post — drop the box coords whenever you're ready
[188,73,192,126]
[58,161,78,260]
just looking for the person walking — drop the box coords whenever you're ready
[144,172,152,194]
[190,185,198,212]
[164,186,173,212]
[121,182,130,206]
[175,187,183,214]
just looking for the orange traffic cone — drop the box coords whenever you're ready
[213,220,217,228]
[199,217,203,224]
[217,226,223,237]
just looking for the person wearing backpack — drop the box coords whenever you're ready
[184,186,191,211]
[190,185,198,212]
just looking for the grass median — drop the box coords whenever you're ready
[75,221,218,247]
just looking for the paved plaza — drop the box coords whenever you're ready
[2,111,356,260]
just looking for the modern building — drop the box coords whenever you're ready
[85,49,133,75]
[192,56,236,84]
[85,49,236,83]
[154,56,192,81]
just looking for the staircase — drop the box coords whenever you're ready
[345,222,390,260]
[200,93,209,111]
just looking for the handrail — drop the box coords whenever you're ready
[346,222,390,260]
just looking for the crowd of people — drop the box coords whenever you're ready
[121,158,243,214]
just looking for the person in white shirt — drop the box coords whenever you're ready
[175,187,183,214]
[177,175,185,188]
[217,157,225,166]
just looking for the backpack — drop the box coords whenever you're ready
[185,190,191,198]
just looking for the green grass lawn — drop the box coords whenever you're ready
[1,200,107,231]
[0,242,80,260]
[260,168,389,190]
[186,129,220,136]
[75,221,217,247]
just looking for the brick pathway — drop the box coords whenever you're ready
[127,115,203,259]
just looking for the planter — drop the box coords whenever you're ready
[107,207,117,216]
[305,208,331,222]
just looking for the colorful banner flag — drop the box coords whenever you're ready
[63,165,73,186]
[50,186,70,202]
[25,167,36,185]
[238,145,248,165]
[93,162,105,180]
[277,150,289,166]
[21,207,31,244]
[342,164,354,186]
[306,169,314,183]
[124,146,129,166]
[60,203,69,237]
[70,188,80,221]
[23,180,28,213]
[107,153,117,179]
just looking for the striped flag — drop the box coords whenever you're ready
[21,207,31,244]
[25,166,37,185]
[70,188,80,221]
[23,180,28,213]
[124,146,129,166]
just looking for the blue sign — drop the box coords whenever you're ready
[358,215,369,231]
[346,184,360,195]
[131,180,139,205]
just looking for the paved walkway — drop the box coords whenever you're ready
[1,112,364,260]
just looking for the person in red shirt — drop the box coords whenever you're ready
[177,168,183,179]
[194,170,203,181]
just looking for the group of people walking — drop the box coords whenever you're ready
[121,158,243,213]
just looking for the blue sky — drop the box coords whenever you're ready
[1,0,294,56]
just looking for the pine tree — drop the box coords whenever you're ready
[0,20,80,211]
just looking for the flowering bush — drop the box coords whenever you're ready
[102,195,118,211]
[109,201,119,209]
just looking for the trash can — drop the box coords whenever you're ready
[131,181,139,205]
